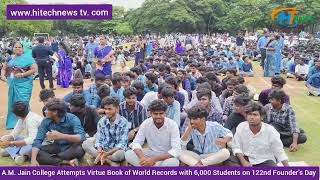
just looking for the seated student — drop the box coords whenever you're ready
[121,75,131,89]
[161,86,181,126]
[132,81,146,102]
[64,78,90,104]
[165,77,185,112]
[120,87,147,142]
[93,97,129,166]
[39,89,55,117]
[258,76,290,106]
[229,102,289,166]
[131,67,145,84]
[293,59,308,81]
[110,75,125,103]
[0,102,43,165]
[31,98,86,166]
[223,84,249,121]
[286,58,298,78]
[226,57,239,74]
[221,69,237,90]
[306,60,320,96]
[219,78,239,106]
[144,72,158,93]
[239,56,254,77]
[69,94,99,138]
[177,69,192,100]
[85,73,106,108]
[141,83,168,109]
[224,95,251,134]
[196,88,223,124]
[265,90,307,151]
[125,100,181,166]
[179,105,232,166]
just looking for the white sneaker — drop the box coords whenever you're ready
[14,155,26,166]
[0,149,9,157]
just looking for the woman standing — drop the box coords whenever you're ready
[0,42,37,129]
[175,39,185,55]
[94,35,115,76]
[56,42,72,88]
[264,34,279,77]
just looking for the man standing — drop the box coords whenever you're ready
[125,100,181,166]
[32,37,54,90]
[85,36,98,80]
[256,31,269,69]
[236,32,245,55]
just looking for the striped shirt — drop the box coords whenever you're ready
[181,121,232,154]
[95,114,129,150]
[119,101,147,130]
[223,96,235,117]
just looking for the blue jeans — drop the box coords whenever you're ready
[5,136,32,159]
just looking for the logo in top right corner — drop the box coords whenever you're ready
[271,8,316,27]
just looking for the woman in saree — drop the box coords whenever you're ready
[94,35,115,76]
[175,39,185,55]
[0,42,37,129]
[264,34,279,77]
[56,42,72,88]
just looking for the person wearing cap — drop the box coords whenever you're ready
[0,101,43,165]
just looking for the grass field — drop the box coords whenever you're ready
[0,61,319,166]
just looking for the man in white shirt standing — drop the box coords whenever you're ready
[0,101,43,165]
[229,102,289,166]
[125,100,181,166]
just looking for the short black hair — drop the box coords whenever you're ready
[97,84,110,99]
[226,78,239,86]
[237,76,245,84]
[226,69,237,76]
[95,73,106,81]
[187,105,209,120]
[112,74,122,85]
[245,101,266,120]
[132,81,144,91]
[130,67,142,75]
[158,83,169,94]
[39,89,55,102]
[12,101,29,118]
[271,76,286,87]
[269,90,287,104]
[123,87,137,98]
[46,98,67,118]
[72,78,84,86]
[161,86,175,98]
[101,96,120,108]
[165,76,178,89]
[148,99,168,112]
[234,95,251,106]
[69,94,86,108]
[204,72,220,83]
[145,72,157,84]
[38,36,45,43]
[196,88,212,100]
[196,77,209,84]
[234,84,249,96]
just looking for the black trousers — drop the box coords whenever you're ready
[224,155,276,166]
[260,49,266,69]
[271,123,307,147]
[37,60,54,89]
[37,144,85,166]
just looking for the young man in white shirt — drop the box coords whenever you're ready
[229,102,289,166]
[125,100,181,166]
[0,101,43,165]
[294,59,308,81]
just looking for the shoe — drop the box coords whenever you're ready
[0,149,9,157]
[14,155,26,165]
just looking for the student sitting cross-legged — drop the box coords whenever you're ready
[0,101,43,165]
[179,105,232,166]
[125,100,181,166]
[93,97,129,166]
[30,98,86,166]
[228,102,289,166]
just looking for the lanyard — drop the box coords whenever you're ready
[196,134,207,154]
